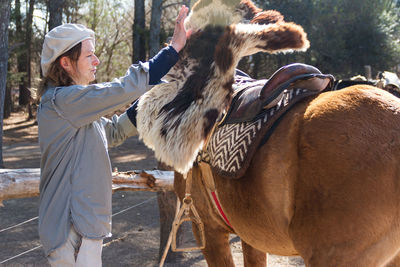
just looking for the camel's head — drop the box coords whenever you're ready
[166,0,310,89]
[179,0,309,69]
[137,0,311,175]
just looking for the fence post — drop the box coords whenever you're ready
[157,162,186,263]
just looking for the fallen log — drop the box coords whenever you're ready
[0,168,174,206]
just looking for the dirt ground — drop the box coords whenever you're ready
[0,110,305,267]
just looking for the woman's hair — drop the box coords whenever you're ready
[38,42,82,99]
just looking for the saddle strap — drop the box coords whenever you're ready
[199,162,233,230]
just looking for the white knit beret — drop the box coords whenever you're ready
[41,23,95,77]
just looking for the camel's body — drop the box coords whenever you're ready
[135,0,400,265]
[175,85,400,266]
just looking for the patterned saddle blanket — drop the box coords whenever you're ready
[198,64,334,179]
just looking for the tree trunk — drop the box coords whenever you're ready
[4,63,12,119]
[89,0,100,31]
[105,28,120,81]
[4,86,12,119]
[48,0,64,30]
[15,0,30,107]
[25,0,35,120]
[149,0,163,58]
[0,169,174,204]
[133,0,146,63]
[157,162,186,263]
[45,0,64,82]
[0,0,12,168]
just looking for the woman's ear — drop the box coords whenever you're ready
[59,56,72,72]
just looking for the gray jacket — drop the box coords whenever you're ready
[37,63,151,256]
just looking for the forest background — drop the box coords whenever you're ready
[0,0,399,167]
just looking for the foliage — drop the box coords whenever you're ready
[4,0,400,101]
[248,0,400,79]
[80,0,133,81]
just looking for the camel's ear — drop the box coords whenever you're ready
[236,1,284,24]
[237,0,262,21]
[258,22,310,53]
[221,22,310,60]
[251,10,284,24]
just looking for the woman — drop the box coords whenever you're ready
[38,6,189,266]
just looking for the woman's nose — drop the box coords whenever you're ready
[93,55,100,66]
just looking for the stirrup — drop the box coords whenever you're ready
[171,195,206,252]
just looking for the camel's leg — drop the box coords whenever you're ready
[242,240,267,267]
[174,168,235,266]
[192,225,235,267]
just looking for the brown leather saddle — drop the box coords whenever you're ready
[224,63,334,124]
[200,63,334,179]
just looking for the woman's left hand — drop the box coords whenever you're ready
[170,5,190,53]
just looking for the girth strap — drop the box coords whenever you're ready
[198,162,233,230]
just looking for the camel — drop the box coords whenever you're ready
[135,0,400,266]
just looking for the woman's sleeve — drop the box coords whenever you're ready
[100,112,138,148]
[51,63,152,128]
[148,45,179,85]
[51,46,179,129]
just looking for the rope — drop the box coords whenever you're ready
[0,245,42,264]
[112,196,156,217]
[0,216,38,233]
[0,196,157,234]
[159,197,180,267]
[0,196,157,264]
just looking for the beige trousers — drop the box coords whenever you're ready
[47,226,103,267]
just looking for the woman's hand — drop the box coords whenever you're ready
[170,5,190,53]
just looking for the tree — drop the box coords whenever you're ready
[149,0,163,57]
[4,70,12,118]
[0,0,12,167]
[148,0,188,58]
[82,0,133,82]
[48,0,64,30]
[133,0,146,63]
[64,0,88,24]
[249,0,400,79]
[11,0,36,120]
[15,0,30,108]
[25,0,35,119]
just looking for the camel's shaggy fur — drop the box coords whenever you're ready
[184,0,242,31]
[136,1,309,174]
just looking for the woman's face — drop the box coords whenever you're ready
[62,39,100,85]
